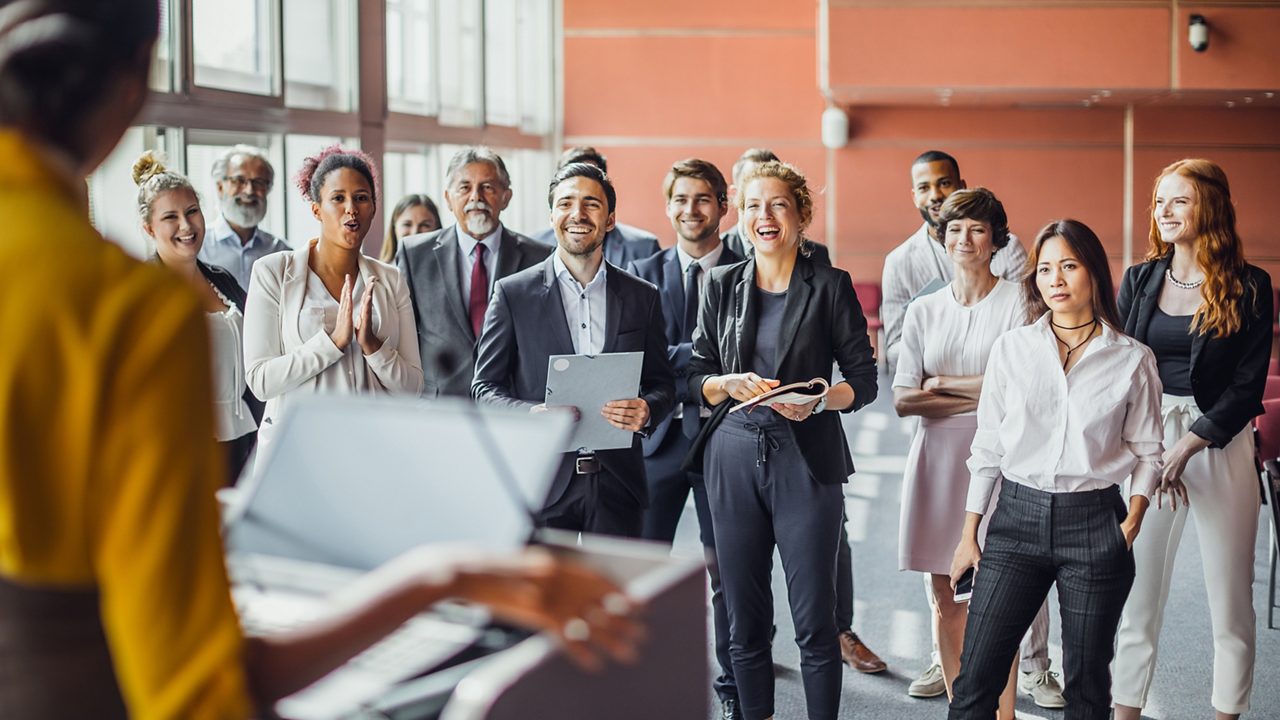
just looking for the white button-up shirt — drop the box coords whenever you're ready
[553,252,608,356]
[881,223,1028,370]
[199,214,290,291]
[455,225,502,305]
[965,314,1165,515]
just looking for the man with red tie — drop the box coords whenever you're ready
[397,147,551,397]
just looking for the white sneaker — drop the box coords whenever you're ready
[1019,670,1066,709]
[907,662,946,698]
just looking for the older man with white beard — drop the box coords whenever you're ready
[198,145,290,290]
[396,146,550,398]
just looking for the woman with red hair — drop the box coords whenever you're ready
[1113,159,1272,720]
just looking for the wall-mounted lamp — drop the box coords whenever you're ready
[1189,14,1209,53]
[821,106,849,149]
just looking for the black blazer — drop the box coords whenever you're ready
[397,225,551,397]
[687,255,877,483]
[1118,253,1274,448]
[627,244,744,456]
[720,226,832,267]
[471,257,676,508]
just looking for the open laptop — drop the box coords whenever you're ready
[223,394,571,720]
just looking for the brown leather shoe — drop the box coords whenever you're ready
[838,630,887,673]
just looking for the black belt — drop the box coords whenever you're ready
[574,453,601,475]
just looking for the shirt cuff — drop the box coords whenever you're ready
[1128,456,1163,499]
[305,330,345,365]
[892,371,921,390]
[364,338,396,368]
[964,473,999,515]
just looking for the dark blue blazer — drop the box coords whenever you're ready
[471,257,676,507]
[627,245,744,456]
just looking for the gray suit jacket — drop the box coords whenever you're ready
[533,222,662,268]
[397,224,551,397]
[471,258,676,508]
[721,226,832,267]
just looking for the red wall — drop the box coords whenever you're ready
[563,0,1280,282]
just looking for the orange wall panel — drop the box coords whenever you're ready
[845,107,1123,145]
[828,6,1170,90]
[565,0,815,31]
[563,35,824,139]
[1178,7,1280,90]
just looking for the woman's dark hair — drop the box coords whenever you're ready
[1023,219,1122,331]
[380,193,440,263]
[294,144,379,206]
[937,187,1011,256]
[0,0,159,158]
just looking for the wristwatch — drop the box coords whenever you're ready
[811,396,828,414]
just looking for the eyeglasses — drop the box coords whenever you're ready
[224,176,272,192]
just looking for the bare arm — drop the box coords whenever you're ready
[925,374,984,400]
[244,547,642,705]
[893,386,978,418]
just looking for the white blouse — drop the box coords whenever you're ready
[965,314,1165,514]
[892,278,1026,412]
[205,293,256,442]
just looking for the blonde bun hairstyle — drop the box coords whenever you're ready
[132,150,196,222]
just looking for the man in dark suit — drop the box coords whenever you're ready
[627,158,744,719]
[531,146,662,268]
[397,147,551,397]
[721,148,832,266]
[472,162,675,538]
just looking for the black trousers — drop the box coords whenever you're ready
[706,416,842,720]
[641,427,735,702]
[536,469,643,539]
[949,482,1135,720]
[220,430,257,487]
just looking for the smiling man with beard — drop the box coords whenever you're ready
[199,145,290,290]
[396,147,550,398]
[472,162,674,538]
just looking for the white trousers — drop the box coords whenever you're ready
[1112,395,1260,715]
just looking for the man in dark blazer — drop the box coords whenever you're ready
[397,147,551,397]
[722,147,832,265]
[531,146,662,267]
[627,158,745,719]
[472,162,675,538]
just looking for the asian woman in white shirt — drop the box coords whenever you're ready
[948,219,1165,719]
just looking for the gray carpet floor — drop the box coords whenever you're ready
[672,374,1280,719]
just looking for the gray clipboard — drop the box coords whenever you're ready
[545,351,644,452]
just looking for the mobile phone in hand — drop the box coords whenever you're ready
[953,568,974,603]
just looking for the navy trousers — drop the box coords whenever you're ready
[706,414,843,720]
[949,482,1135,720]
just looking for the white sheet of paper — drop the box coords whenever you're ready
[545,352,644,452]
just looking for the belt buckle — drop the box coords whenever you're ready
[575,454,597,475]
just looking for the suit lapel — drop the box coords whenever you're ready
[496,227,521,281]
[602,263,623,354]
[733,259,758,373]
[1133,254,1171,344]
[661,250,683,337]
[774,258,814,372]
[434,227,474,339]
[603,228,622,267]
[541,258,577,355]
[281,244,312,348]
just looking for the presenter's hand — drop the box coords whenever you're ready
[950,537,982,591]
[452,548,646,671]
[773,398,819,423]
[355,276,384,356]
[330,274,354,350]
[531,404,581,422]
[602,398,649,433]
[720,373,780,403]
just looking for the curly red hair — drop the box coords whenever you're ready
[294,144,379,204]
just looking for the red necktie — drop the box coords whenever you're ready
[469,243,489,338]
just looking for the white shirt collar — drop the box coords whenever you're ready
[553,251,607,290]
[456,225,503,258]
[675,241,725,275]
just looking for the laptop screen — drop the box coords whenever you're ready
[224,395,571,571]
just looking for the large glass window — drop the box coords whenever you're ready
[436,0,483,127]
[89,127,181,259]
[516,0,554,135]
[192,0,279,97]
[283,0,357,111]
[484,0,519,127]
[383,145,444,227]
[386,0,437,116]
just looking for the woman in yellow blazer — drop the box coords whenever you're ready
[243,146,424,453]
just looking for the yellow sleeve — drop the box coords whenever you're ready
[91,272,254,720]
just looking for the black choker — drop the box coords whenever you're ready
[1050,317,1096,330]
[1051,318,1100,370]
